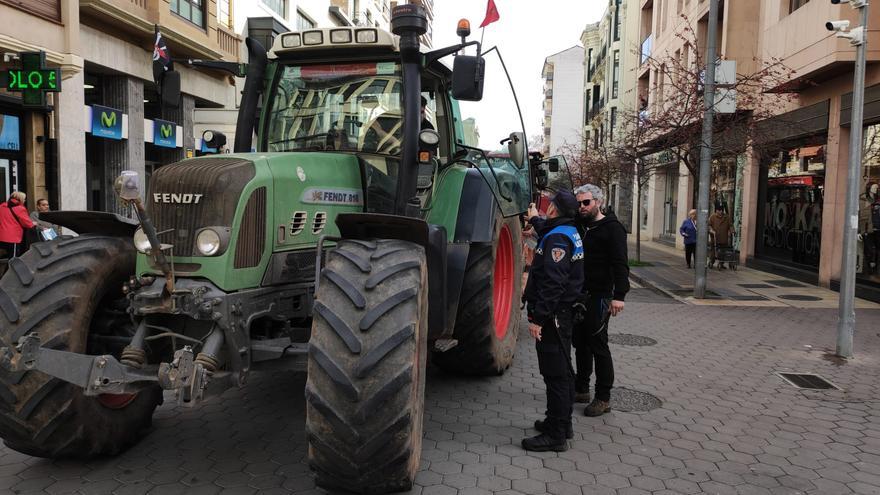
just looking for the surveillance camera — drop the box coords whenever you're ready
[831,0,847,4]
[832,0,868,7]
[826,20,850,31]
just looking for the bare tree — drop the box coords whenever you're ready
[636,15,798,197]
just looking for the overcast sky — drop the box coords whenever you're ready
[432,1,605,150]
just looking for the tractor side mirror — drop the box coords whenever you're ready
[507,132,526,168]
[548,158,560,173]
[160,70,181,109]
[114,170,141,201]
[452,55,485,101]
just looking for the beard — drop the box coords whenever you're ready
[579,209,598,223]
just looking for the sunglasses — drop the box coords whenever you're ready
[579,199,593,206]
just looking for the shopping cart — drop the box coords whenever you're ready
[709,232,739,270]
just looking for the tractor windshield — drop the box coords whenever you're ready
[266,62,404,155]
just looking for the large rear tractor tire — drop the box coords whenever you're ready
[306,239,428,494]
[434,212,523,375]
[0,235,163,457]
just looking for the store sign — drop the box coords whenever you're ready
[0,115,21,151]
[91,105,123,140]
[153,119,177,148]
[2,52,61,108]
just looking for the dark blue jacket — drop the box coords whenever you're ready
[523,216,584,327]
[679,218,697,246]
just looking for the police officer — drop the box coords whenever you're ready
[522,190,584,452]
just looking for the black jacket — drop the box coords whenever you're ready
[576,212,630,301]
[523,216,585,326]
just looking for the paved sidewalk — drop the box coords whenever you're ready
[1,301,880,494]
[628,239,880,309]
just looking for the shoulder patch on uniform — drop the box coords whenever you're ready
[551,247,566,263]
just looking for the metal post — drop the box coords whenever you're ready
[837,3,869,358]
[694,0,719,298]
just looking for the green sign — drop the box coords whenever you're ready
[2,52,61,108]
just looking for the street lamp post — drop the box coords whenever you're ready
[830,0,869,358]
[694,0,719,299]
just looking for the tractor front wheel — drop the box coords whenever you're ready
[306,239,428,494]
[0,235,162,457]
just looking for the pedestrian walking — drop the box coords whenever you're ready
[573,184,629,417]
[521,191,584,452]
[708,207,732,269]
[0,192,35,258]
[680,209,698,269]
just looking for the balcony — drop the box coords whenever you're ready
[762,1,880,90]
[587,97,606,122]
[80,0,241,61]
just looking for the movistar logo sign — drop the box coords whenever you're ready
[100,111,116,128]
[160,124,173,138]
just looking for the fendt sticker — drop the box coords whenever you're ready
[153,193,204,204]
[301,188,363,206]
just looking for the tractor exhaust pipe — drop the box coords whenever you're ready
[234,37,268,153]
[391,5,428,217]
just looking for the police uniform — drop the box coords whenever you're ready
[522,212,584,450]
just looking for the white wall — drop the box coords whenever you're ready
[547,46,585,157]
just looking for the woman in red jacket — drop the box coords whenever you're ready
[0,191,35,258]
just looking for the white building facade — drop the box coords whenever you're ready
[541,46,585,157]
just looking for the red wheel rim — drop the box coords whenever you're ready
[97,393,137,410]
[493,225,515,339]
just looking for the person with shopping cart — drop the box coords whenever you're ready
[708,207,733,270]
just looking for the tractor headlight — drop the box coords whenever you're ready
[195,227,230,256]
[133,228,151,254]
[196,229,221,256]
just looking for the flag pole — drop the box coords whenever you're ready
[480,26,485,47]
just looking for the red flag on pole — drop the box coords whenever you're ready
[479,0,500,28]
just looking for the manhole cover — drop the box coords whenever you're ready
[609,334,657,346]
[610,388,663,412]
[776,372,840,390]
[739,283,774,289]
[765,279,807,288]
[778,294,822,301]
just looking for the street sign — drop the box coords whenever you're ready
[2,52,61,108]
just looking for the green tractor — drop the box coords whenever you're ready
[0,5,540,493]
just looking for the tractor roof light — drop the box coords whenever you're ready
[330,29,352,44]
[355,29,378,43]
[282,34,301,48]
[303,31,323,45]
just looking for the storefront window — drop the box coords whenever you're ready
[757,142,826,268]
[0,115,21,152]
[858,124,880,284]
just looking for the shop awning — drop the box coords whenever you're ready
[799,145,823,157]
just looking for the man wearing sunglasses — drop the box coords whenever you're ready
[573,184,630,417]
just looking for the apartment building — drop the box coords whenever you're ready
[582,0,640,228]
[541,46,584,157]
[753,0,880,301]
[633,0,762,248]
[0,0,240,214]
[632,0,880,301]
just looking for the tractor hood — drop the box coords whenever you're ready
[137,152,367,292]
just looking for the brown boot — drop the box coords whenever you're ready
[574,391,591,404]
[584,399,610,417]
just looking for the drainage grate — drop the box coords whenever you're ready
[730,295,770,301]
[672,289,722,299]
[777,372,840,390]
[765,279,807,288]
[778,294,822,301]
[609,334,658,346]
[739,283,774,289]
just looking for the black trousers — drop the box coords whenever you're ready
[685,243,696,267]
[573,295,614,402]
[0,242,18,259]
[536,309,574,441]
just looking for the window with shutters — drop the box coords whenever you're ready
[0,0,61,23]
